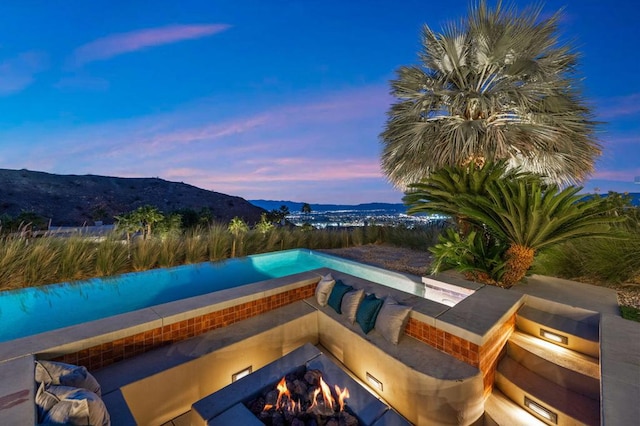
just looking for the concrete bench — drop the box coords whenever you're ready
[93,269,484,425]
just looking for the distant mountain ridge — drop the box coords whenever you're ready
[0,168,265,226]
[250,200,408,213]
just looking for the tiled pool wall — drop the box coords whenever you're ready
[406,313,516,396]
[52,283,317,370]
[49,279,515,396]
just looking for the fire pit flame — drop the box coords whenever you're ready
[318,376,335,411]
[260,371,352,421]
[335,384,350,412]
[275,376,290,409]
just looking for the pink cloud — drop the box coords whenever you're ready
[71,24,230,65]
[164,158,383,185]
[597,93,640,119]
[600,135,639,146]
[0,51,48,95]
[592,169,640,181]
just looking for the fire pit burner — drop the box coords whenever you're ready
[191,343,410,426]
[246,367,359,425]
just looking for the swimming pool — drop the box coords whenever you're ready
[0,249,470,342]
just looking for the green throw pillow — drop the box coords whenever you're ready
[355,293,384,334]
[327,281,353,314]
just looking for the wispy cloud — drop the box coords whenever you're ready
[71,24,230,66]
[0,84,400,203]
[0,51,48,95]
[591,168,640,182]
[597,93,640,119]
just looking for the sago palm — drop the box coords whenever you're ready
[403,161,525,217]
[457,179,621,287]
[381,0,600,188]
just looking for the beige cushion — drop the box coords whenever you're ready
[341,289,365,324]
[35,382,60,422]
[315,274,336,307]
[35,360,101,396]
[41,386,110,426]
[375,296,412,344]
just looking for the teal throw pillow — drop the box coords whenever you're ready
[355,293,384,334]
[327,281,353,314]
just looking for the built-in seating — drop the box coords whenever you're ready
[92,270,485,426]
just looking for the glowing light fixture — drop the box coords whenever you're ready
[231,366,252,382]
[539,329,568,345]
[366,372,383,392]
[524,396,557,423]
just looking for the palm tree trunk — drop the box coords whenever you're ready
[231,239,236,258]
[502,244,535,288]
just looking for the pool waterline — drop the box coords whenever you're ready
[0,249,473,342]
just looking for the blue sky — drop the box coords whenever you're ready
[0,0,638,203]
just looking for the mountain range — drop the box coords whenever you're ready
[0,168,265,226]
[249,200,408,213]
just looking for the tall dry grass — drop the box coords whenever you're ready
[0,223,446,292]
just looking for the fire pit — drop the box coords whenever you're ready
[191,343,410,426]
[246,367,359,425]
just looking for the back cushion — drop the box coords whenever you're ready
[315,273,336,306]
[327,281,353,314]
[35,360,102,396]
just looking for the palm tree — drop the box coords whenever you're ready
[133,205,164,240]
[228,216,249,257]
[114,212,142,244]
[301,203,312,214]
[255,213,274,235]
[380,0,600,189]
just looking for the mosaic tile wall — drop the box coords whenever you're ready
[405,312,516,394]
[53,283,316,371]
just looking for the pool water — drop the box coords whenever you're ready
[0,249,468,342]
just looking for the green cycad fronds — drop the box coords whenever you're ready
[403,161,527,216]
[457,179,623,252]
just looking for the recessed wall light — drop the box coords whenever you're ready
[366,372,383,392]
[524,396,557,424]
[232,366,252,382]
[539,329,568,345]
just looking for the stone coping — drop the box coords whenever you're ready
[600,314,640,426]
[0,354,35,425]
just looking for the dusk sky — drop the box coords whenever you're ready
[0,0,638,204]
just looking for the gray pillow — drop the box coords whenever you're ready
[375,296,412,344]
[41,386,110,426]
[340,289,365,324]
[35,360,102,396]
[314,273,336,307]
